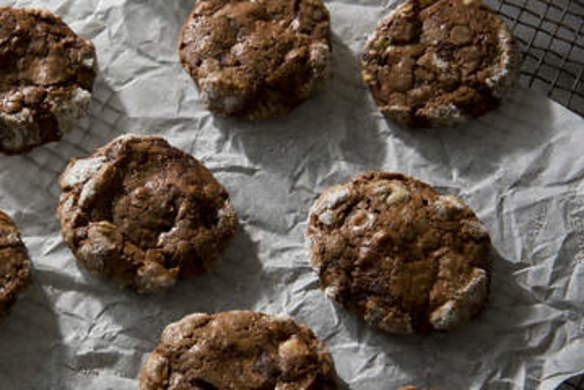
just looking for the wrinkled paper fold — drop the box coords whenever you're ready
[0,0,583,389]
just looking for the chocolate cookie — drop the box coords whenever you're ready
[0,211,32,315]
[361,0,519,127]
[307,172,491,334]
[57,134,237,293]
[179,0,331,120]
[140,311,338,389]
[0,7,96,154]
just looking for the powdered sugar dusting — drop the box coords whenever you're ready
[486,27,519,98]
[460,268,488,305]
[324,285,339,300]
[168,372,185,389]
[290,16,301,31]
[162,313,208,344]
[61,156,107,189]
[82,55,95,69]
[437,194,466,211]
[433,53,449,70]
[49,87,92,134]
[430,300,458,330]
[309,42,330,67]
[298,41,331,99]
[136,261,176,292]
[433,194,467,220]
[313,187,350,214]
[420,103,466,126]
[463,219,489,239]
[430,268,488,330]
[311,186,350,226]
[78,178,99,207]
[77,222,118,271]
[350,210,376,232]
[273,314,293,323]
[143,353,168,383]
[0,108,39,152]
[384,181,412,205]
[199,72,246,115]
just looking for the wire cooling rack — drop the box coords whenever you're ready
[485,0,584,117]
[485,0,584,388]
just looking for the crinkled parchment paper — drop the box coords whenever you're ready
[0,0,583,389]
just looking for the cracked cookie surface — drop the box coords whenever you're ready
[307,172,491,333]
[57,135,237,293]
[361,0,519,127]
[0,211,32,315]
[0,7,96,154]
[140,311,338,390]
[179,0,331,120]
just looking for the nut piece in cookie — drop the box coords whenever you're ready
[307,172,491,334]
[140,311,338,389]
[179,0,331,120]
[57,134,238,293]
[361,0,519,127]
[0,7,97,154]
[0,211,32,315]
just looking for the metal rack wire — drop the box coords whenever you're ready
[485,0,584,117]
[485,0,584,388]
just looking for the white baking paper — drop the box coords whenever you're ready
[0,0,583,389]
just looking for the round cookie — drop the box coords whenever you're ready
[361,0,519,127]
[179,0,331,120]
[306,172,491,334]
[0,211,32,315]
[0,7,96,154]
[140,311,338,389]
[57,134,237,293]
